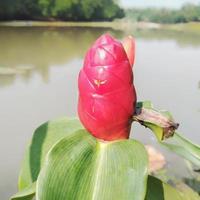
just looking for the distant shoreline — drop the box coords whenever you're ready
[0,20,200,35]
[0,20,128,29]
[0,20,162,29]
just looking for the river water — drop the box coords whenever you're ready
[0,26,200,199]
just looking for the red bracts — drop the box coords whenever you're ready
[78,34,136,141]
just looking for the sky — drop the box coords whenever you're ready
[120,0,200,9]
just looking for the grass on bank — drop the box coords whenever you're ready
[1,20,200,35]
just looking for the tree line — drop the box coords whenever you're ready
[0,0,124,21]
[126,3,200,24]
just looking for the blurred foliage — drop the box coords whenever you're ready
[184,178,200,195]
[183,162,200,195]
[0,0,124,21]
[126,3,200,24]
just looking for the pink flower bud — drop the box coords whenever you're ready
[122,36,135,67]
[78,34,136,141]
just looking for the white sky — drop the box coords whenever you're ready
[120,0,200,8]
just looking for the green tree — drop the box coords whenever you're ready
[126,3,200,24]
[0,0,124,21]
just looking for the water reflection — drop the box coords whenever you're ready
[0,27,124,87]
[0,27,121,67]
[133,28,200,48]
[1,26,200,87]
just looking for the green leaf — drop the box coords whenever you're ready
[146,176,200,200]
[143,122,164,141]
[134,101,200,167]
[37,129,148,200]
[161,132,200,166]
[137,101,153,109]
[18,117,83,190]
[146,176,182,200]
[10,182,36,200]
[133,101,179,141]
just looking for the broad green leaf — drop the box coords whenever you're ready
[37,129,148,200]
[146,176,200,200]
[133,101,179,141]
[18,117,83,190]
[10,182,36,200]
[161,132,200,166]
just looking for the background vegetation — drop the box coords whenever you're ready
[0,0,124,21]
[1,1,200,23]
[126,3,200,24]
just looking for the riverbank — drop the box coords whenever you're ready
[1,20,200,35]
[163,22,200,34]
[0,20,127,30]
